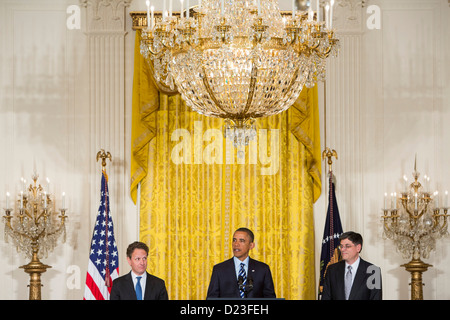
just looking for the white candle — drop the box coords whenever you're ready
[384,192,387,209]
[292,0,295,18]
[445,190,448,207]
[163,0,166,21]
[187,0,189,18]
[308,7,313,21]
[325,4,329,28]
[20,191,23,209]
[330,0,334,28]
[403,175,408,192]
[393,192,397,210]
[44,192,47,208]
[6,192,10,209]
[169,0,173,17]
[390,193,394,209]
[146,1,151,28]
[180,0,184,18]
[434,191,439,208]
[221,0,224,16]
[316,0,320,22]
[257,0,261,16]
[62,192,66,208]
[151,6,154,28]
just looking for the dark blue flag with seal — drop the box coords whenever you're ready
[318,171,343,299]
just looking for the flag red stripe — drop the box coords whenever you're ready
[85,272,105,300]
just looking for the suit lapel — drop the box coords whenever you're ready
[227,258,240,296]
[125,272,137,300]
[143,272,152,300]
[336,261,346,300]
[248,258,256,281]
[349,259,366,300]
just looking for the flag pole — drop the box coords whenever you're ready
[84,150,118,299]
[96,149,112,171]
[322,147,338,174]
[318,147,342,299]
[96,149,112,287]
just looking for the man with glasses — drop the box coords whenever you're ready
[321,231,382,300]
[110,241,169,300]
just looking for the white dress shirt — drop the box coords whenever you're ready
[131,271,147,299]
[233,256,249,280]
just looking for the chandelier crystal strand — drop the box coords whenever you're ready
[140,0,339,146]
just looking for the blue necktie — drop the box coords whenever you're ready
[136,276,143,300]
[238,263,247,298]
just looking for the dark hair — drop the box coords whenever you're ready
[235,227,255,243]
[339,231,363,251]
[126,241,149,258]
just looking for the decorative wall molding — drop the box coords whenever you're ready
[333,0,365,32]
[323,33,363,233]
[80,0,132,32]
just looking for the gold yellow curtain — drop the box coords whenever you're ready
[130,30,322,300]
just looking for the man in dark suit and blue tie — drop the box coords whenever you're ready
[206,228,276,299]
[321,231,382,300]
[110,241,168,300]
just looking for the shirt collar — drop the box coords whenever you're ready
[131,271,147,281]
[345,256,360,271]
[234,256,249,267]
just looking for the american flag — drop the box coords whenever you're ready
[83,169,119,300]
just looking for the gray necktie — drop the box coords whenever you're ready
[344,266,352,300]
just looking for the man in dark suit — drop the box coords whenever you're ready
[206,228,276,299]
[321,231,382,300]
[110,241,168,300]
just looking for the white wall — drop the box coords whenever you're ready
[0,0,448,300]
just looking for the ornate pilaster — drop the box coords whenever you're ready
[80,0,131,247]
[323,0,365,231]
[81,0,132,32]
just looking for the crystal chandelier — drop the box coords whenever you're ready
[381,159,448,299]
[3,173,67,299]
[140,0,339,146]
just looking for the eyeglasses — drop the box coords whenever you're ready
[338,244,355,250]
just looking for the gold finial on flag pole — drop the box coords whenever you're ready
[322,147,338,172]
[96,149,112,169]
